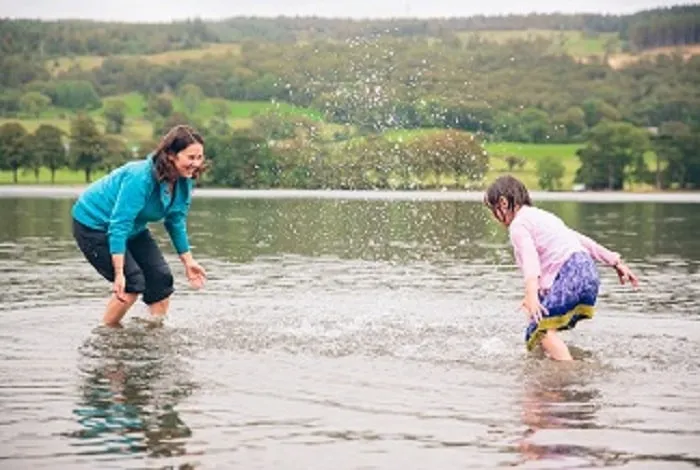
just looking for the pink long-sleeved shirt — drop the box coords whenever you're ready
[508,205,621,290]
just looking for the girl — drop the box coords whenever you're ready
[484,175,639,361]
[72,125,208,327]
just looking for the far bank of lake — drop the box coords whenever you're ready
[2,185,700,203]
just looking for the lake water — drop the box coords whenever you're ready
[1,190,699,469]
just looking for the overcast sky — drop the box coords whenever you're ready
[0,0,683,22]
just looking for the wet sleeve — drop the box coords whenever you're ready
[572,229,621,266]
[509,222,541,281]
[108,172,149,255]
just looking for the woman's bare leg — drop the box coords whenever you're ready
[103,293,139,327]
[148,297,170,320]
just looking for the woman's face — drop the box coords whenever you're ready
[169,142,204,179]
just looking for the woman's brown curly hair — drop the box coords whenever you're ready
[151,125,207,182]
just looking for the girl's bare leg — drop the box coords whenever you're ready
[540,330,573,361]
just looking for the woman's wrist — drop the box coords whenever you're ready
[179,251,195,266]
[111,254,125,277]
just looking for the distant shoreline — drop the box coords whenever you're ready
[2,185,700,203]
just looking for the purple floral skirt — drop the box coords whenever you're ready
[525,251,601,351]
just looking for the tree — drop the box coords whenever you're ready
[407,130,489,188]
[575,121,650,190]
[152,112,199,139]
[654,122,700,189]
[0,122,28,183]
[520,108,553,143]
[210,98,231,121]
[103,100,127,134]
[26,124,66,183]
[178,84,204,115]
[555,106,587,140]
[0,90,22,116]
[494,112,529,142]
[581,99,622,128]
[70,113,105,183]
[147,94,174,119]
[207,130,275,188]
[102,136,134,171]
[251,112,299,140]
[504,155,526,171]
[136,139,160,157]
[52,80,102,110]
[536,156,566,191]
[19,92,51,118]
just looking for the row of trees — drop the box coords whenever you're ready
[574,120,700,190]
[1,111,698,190]
[0,116,133,184]
[624,5,700,49]
[0,113,489,189]
[2,5,697,56]
[0,18,217,56]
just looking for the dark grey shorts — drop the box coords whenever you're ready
[72,218,175,304]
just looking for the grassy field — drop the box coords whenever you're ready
[0,93,324,147]
[46,43,243,75]
[483,141,583,189]
[46,32,618,76]
[382,129,582,189]
[458,29,621,57]
[607,44,700,69]
[0,167,107,185]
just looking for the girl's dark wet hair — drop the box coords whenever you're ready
[484,175,532,212]
[152,125,206,182]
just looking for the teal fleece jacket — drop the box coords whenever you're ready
[71,156,193,255]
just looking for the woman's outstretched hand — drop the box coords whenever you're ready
[184,260,207,289]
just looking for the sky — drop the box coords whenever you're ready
[0,0,684,22]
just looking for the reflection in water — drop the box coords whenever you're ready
[68,324,197,459]
[516,361,600,466]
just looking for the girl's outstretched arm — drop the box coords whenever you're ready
[572,230,620,266]
[572,229,639,287]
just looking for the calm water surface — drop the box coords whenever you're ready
[0,193,699,469]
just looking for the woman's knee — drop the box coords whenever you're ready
[142,265,174,304]
[153,265,174,289]
[125,271,146,295]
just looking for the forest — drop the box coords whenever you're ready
[2,5,699,55]
[0,4,699,191]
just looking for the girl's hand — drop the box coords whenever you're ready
[184,260,207,289]
[614,261,639,287]
[522,293,548,324]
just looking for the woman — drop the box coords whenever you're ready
[72,125,208,326]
